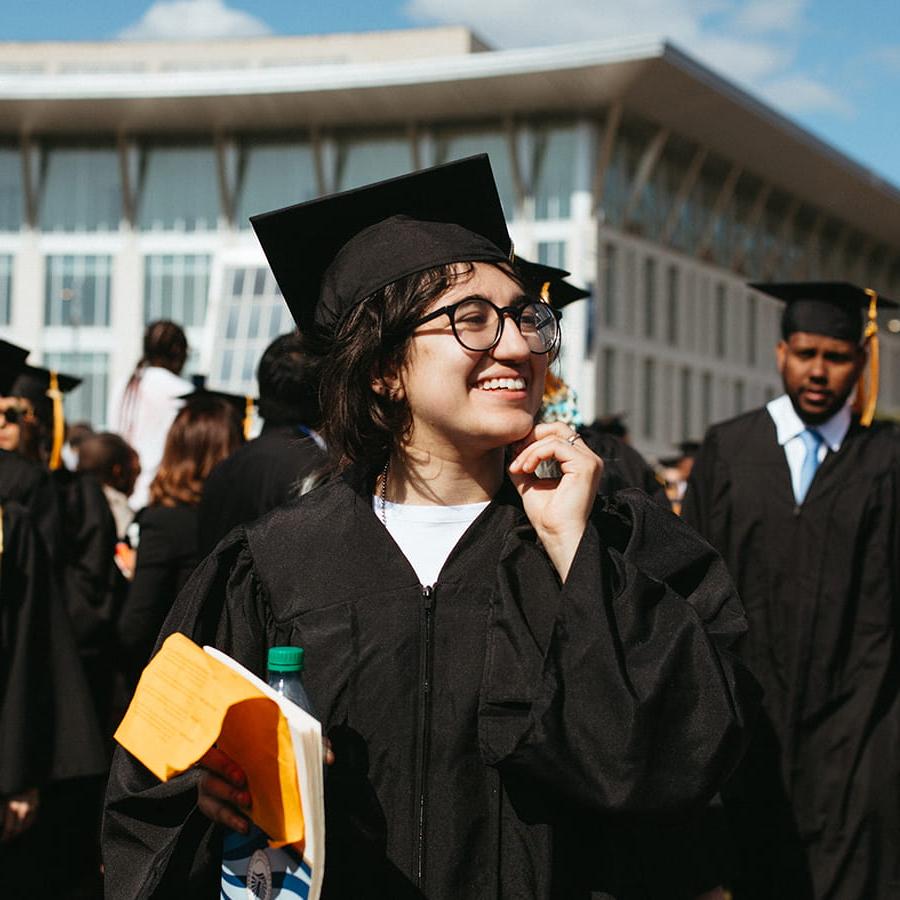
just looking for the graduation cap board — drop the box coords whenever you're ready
[514,259,591,314]
[179,389,257,441]
[250,155,513,336]
[751,281,899,426]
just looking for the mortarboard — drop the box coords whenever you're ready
[0,340,31,394]
[751,281,898,426]
[180,388,257,441]
[514,258,591,314]
[5,363,82,469]
[250,155,512,336]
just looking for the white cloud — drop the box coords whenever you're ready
[733,0,809,34]
[405,0,850,117]
[758,75,854,116]
[118,0,272,41]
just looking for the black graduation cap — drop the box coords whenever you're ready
[179,388,257,440]
[514,259,591,314]
[250,154,512,336]
[750,281,898,343]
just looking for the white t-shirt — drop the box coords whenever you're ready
[112,365,194,510]
[373,497,490,587]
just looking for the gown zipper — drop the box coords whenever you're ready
[414,584,435,888]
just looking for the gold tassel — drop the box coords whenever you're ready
[48,370,64,470]
[242,396,254,441]
[853,289,880,427]
[540,281,551,304]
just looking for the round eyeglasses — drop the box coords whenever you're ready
[412,298,560,354]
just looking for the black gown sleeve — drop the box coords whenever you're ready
[479,488,758,816]
[57,472,119,656]
[680,427,720,535]
[0,502,106,796]
[102,529,271,900]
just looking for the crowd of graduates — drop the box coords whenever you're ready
[0,323,325,897]
[1,153,899,900]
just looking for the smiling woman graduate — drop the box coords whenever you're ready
[102,156,757,900]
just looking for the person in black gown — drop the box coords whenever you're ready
[103,156,758,899]
[118,394,242,681]
[196,331,326,558]
[682,281,900,899]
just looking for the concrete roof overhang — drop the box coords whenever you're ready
[1,36,898,246]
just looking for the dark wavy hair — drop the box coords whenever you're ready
[317,261,523,471]
[149,395,241,507]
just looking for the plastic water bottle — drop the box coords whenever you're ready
[267,646,313,714]
[221,645,314,900]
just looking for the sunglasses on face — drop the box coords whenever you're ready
[0,404,31,426]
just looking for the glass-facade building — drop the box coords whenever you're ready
[1,31,898,457]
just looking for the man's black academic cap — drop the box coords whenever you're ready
[514,259,591,314]
[250,155,512,336]
[750,281,898,343]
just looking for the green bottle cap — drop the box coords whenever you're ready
[267,646,304,672]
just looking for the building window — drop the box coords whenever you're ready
[603,242,617,328]
[643,257,657,339]
[236,142,317,229]
[0,148,23,232]
[701,371,713,429]
[746,293,758,366]
[435,127,517,220]
[715,283,728,359]
[212,265,291,393]
[532,124,577,220]
[602,347,616,414]
[642,358,656,439]
[43,351,109,428]
[537,241,566,269]
[335,133,414,193]
[39,147,121,232]
[44,256,112,327]
[143,255,211,327]
[0,255,11,325]
[680,367,693,440]
[666,264,679,346]
[138,145,219,231]
[734,379,745,414]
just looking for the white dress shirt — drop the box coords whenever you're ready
[766,394,851,503]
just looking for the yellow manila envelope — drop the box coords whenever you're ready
[114,632,304,846]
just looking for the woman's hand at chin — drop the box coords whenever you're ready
[508,423,603,582]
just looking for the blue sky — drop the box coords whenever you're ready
[3,0,899,190]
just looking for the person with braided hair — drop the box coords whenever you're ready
[113,320,193,511]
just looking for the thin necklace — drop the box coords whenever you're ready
[379,459,389,526]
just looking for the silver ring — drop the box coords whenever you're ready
[566,432,581,446]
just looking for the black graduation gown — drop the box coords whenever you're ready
[577,429,668,508]
[0,449,61,563]
[103,471,758,900]
[118,504,201,679]
[54,469,121,658]
[682,409,900,899]
[0,501,108,897]
[197,425,326,558]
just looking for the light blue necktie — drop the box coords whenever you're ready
[796,428,824,504]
